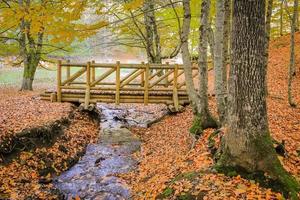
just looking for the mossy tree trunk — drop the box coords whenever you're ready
[19,0,43,91]
[197,0,217,130]
[218,0,299,198]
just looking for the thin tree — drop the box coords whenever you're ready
[181,0,217,135]
[217,0,300,198]
[265,0,273,95]
[214,0,227,125]
[288,0,298,107]
[198,0,218,130]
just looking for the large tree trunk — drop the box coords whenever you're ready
[197,0,217,129]
[265,0,273,96]
[218,0,299,198]
[288,0,298,107]
[181,0,201,112]
[214,0,227,125]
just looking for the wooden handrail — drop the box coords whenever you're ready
[54,60,203,110]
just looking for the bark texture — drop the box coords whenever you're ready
[197,0,217,129]
[181,0,200,112]
[19,0,43,91]
[288,0,298,107]
[214,0,227,125]
[218,0,299,198]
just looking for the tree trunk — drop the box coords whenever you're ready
[295,0,299,31]
[288,0,298,107]
[218,0,299,198]
[214,0,227,125]
[265,0,273,96]
[19,0,43,91]
[198,0,217,129]
[280,0,284,36]
[181,0,201,112]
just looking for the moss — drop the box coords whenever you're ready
[189,115,203,136]
[171,171,199,184]
[157,187,174,199]
[177,193,196,200]
[216,133,300,199]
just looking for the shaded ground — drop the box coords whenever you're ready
[0,88,99,199]
[122,34,300,199]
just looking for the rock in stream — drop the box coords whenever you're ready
[54,104,167,200]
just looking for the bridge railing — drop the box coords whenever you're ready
[56,61,199,111]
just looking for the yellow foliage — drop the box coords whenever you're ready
[0,0,106,53]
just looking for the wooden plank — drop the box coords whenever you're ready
[144,63,149,105]
[90,67,116,87]
[149,69,174,89]
[120,69,143,88]
[173,64,179,111]
[115,61,121,105]
[120,68,139,83]
[66,60,71,85]
[141,62,145,87]
[164,62,169,87]
[91,60,96,82]
[149,69,163,80]
[84,62,91,109]
[61,68,86,86]
[57,60,62,102]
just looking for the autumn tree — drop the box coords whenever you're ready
[103,0,179,64]
[0,0,106,90]
[217,0,300,198]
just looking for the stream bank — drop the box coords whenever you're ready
[54,103,168,199]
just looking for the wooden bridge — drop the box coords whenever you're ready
[40,61,199,111]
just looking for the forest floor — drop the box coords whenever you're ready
[0,33,299,200]
[121,33,300,199]
[0,88,99,199]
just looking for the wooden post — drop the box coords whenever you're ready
[84,62,91,109]
[173,64,179,111]
[165,62,169,87]
[91,60,95,83]
[66,60,70,85]
[57,60,62,102]
[141,62,145,87]
[115,61,121,105]
[144,63,150,105]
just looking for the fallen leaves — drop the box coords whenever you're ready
[125,33,300,199]
[0,88,99,199]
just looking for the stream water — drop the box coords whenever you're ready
[54,104,167,200]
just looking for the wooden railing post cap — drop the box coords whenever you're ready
[58,60,62,65]
[116,61,120,64]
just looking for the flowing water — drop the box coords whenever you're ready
[54,104,167,199]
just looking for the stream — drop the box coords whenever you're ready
[54,104,168,199]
